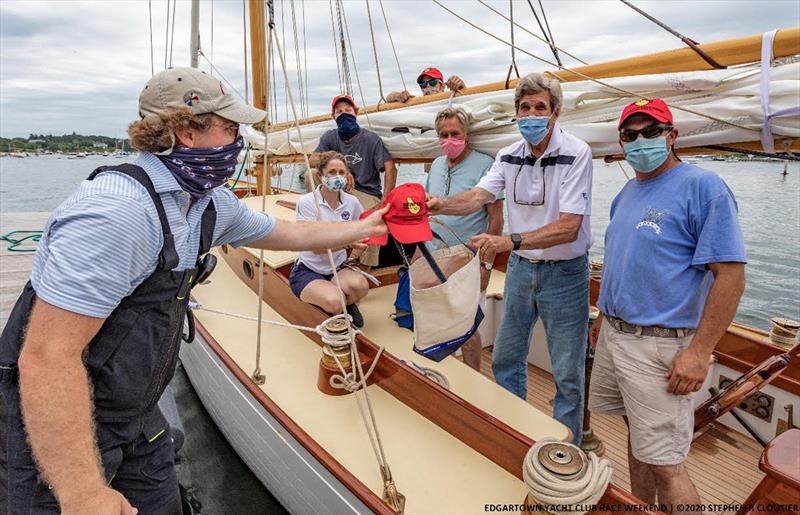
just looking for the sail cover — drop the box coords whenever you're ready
[244,62,800,159]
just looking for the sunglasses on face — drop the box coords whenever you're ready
[418,78,440,89]
[619,124,673,143]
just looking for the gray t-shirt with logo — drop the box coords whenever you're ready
[316,128,392,198]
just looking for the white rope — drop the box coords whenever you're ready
[209,0,215,74]
[289,0,307,117]
[433,1,764,137]
[523,437,612,513]
[163,0,170,70]
[330,347,385,392]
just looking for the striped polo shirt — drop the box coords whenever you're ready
[30,152,275,318]
[476,123,594,261]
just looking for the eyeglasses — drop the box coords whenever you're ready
[418,78,440,89]
[619,123,673,143]
[513,161,546,206]
[210,120,240,137]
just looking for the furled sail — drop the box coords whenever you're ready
[243,61,800,160]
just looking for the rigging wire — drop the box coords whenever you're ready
[270,23,398,494]
[302,0,309,117]
[148,0,155,76]
[506,0,520,88]
[252,0,275,384]
[242,0,249,102]
[526,0,561,66]
[619,0,725,69]
[537,0,561,66]
[197,51,246,100]
[365,0,387,102]
[168,0,177,67]
[335,0,354,96]
[289,0,307,117]
[163,0,170,69]
[476,0,588,65]
[328,0,344,93]
[210,0,215,74]
[339,0,375,128]
[378,0,407,92]
[431,0,763,138]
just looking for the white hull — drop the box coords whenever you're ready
[179,336,370,515]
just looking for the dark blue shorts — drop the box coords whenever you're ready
[289,261,346,298]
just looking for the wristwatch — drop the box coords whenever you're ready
[510,233,522,251]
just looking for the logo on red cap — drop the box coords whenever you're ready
[331,95,356,112]
[618,98,673,129]
[417,67,444,83]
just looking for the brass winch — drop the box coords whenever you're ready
[537,442,586,478]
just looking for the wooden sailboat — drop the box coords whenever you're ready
[179,2,800,513]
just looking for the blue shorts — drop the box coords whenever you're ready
[289,261,346,298]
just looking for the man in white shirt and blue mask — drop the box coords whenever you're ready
[428,73,593,444]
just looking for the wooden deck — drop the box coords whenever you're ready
[0,212,49,330]
[476,349,765,508]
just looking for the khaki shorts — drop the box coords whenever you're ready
[350,189,382,267]
[588,319,694,465]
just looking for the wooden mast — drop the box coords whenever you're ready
[249,0,270,195]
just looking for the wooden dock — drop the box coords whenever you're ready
[0,212,50,331]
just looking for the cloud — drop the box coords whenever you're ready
[1,0,797,137]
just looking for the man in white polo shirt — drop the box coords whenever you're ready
[428,73,593,444]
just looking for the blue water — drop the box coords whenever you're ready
[1,154,798,330]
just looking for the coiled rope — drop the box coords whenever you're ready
[523,437,612,514]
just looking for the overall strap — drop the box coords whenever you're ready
[198,199,217,256]
[88,164,179,271]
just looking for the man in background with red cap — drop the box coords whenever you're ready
[589,98,746,512]
[310,95,398,267]
[386,67,466,104]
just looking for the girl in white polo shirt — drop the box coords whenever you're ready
[289,151,369,327]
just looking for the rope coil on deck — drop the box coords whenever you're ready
[523,437,612,514]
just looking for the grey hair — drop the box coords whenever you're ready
[434,106,470,134]
[514,73,562,112]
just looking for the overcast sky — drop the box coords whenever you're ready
[0,0,797,138]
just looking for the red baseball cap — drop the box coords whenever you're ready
[618,98,673,129]
[331,95,357,113]
[359,183,433,245]
[417,67,444,83]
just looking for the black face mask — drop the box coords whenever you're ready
[336,113,360,140]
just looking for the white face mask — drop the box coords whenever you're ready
[322,175,346,192]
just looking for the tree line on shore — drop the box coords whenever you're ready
[0,133,130,153]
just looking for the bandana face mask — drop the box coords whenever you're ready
[335,113,360,140]
[158,136,244,200]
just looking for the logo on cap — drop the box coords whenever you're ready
[183,91,200,107]
[635,99,649,106]
[406,197,421,215]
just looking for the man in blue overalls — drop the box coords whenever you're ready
[0,68,388,514]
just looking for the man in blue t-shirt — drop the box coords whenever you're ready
[425,106,503,371]
[589,98,746,511]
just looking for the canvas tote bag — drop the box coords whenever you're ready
[408,243,484,362]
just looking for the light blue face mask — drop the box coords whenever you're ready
[322,175,346,192]
[623,135,669,173]
[517,115,551,145]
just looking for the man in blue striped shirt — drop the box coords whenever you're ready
[0,67,388,515]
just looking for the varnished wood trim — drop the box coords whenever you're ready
[223,246,649,508]
[194,321,393,514]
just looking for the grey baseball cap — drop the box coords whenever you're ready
[138,67,266,124]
